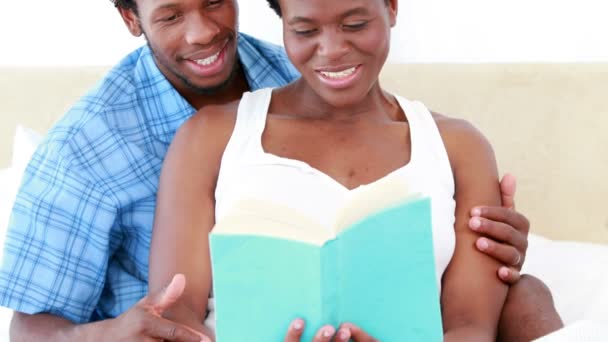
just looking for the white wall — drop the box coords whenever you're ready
[1,0,607,66]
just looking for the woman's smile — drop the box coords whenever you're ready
[315,64,362,89]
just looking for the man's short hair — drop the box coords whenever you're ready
[266,0,281,17]
[111,0,138,14]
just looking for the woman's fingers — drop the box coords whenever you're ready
[284,319,336,342]
[284,319,305,342]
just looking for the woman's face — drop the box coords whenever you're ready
[280,0,397,108]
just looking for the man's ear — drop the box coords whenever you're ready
[387,0,398,27]
[118,6,143,37]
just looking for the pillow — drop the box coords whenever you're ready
[0,125,43,257]
[0,125,43,342]
[535,319,608,341]
[0,168,15,232]
[524,234,608,325]
[11,124,43,176]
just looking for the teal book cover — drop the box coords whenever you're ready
[209,184,443,341]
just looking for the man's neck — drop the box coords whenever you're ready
[184,66,250,111]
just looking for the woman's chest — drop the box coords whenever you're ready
[261,119,412,190]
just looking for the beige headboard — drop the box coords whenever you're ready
[0,67,109,168]
[1,64,607,243]
[380,64,608,244]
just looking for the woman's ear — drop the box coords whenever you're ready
[387,0,398,27]
[118,6,143,37]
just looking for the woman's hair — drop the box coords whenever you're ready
[266,0,390,17]
[111,0,138,14]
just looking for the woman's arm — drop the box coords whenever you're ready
[148,103,238,338]
[437,116,509,341]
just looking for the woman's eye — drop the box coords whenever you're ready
[208,0,223,7]
[293,28,317,36]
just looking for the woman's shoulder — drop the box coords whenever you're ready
[167,99,241,171]
[431,112,478,136]
[431,111,496,166]
[175,99,241,147]
[185,99,239,133]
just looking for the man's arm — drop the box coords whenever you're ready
[10,275,207,342]
[10,311,103,342]
[11,312,105,342]
[0,136,207,341]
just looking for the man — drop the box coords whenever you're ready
[0,0,560,341]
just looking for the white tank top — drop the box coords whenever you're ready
[214,87,456,288]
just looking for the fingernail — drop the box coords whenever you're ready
[293,320,303,330]
[499,267,510,278]
[470,218,481,230]
[478,238,489,251]
[323,327,334,337]
[471,207,482,216]
[339,329,351,340]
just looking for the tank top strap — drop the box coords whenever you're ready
[221,88,273,166]
[395,95,455,193]
[234,87,273,144]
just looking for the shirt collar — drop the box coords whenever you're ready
[237,32,298,90]
[134,45,195,144]
[138,33,296,144]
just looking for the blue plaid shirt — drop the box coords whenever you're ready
[0,33,299,323]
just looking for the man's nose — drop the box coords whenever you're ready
[184,12,221,46]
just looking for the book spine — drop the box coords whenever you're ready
[321,240,339,327]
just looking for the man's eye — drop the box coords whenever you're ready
[161,14,180,22]
[208,0,223,7]
[343,21,368,30]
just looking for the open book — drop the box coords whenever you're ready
[209,178,443,341]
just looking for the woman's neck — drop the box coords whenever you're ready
[280,80,400,124]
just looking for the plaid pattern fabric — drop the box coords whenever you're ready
[0,33,299,323]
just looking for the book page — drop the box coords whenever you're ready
[333,177,421,235]
[213,199,333,246]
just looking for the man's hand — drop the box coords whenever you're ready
[9,274,209,342]
[469,173,530,284]
[284,319,377,342]
[108,274,208,342]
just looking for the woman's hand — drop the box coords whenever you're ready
[284,319,378,342]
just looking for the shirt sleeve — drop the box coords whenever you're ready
[0,141,118,324]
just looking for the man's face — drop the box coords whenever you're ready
[123,0,240,95]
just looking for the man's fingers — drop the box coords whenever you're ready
[498,266,522,285]
[284,319,305,342]
[469,216,527,249]
[476,237,523,268]
[470,206,530,236]
[340,323,378,342]
[158,274,186,310]
[145,274,187,313]
[500,173,517,209]
[142,314,207,342]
